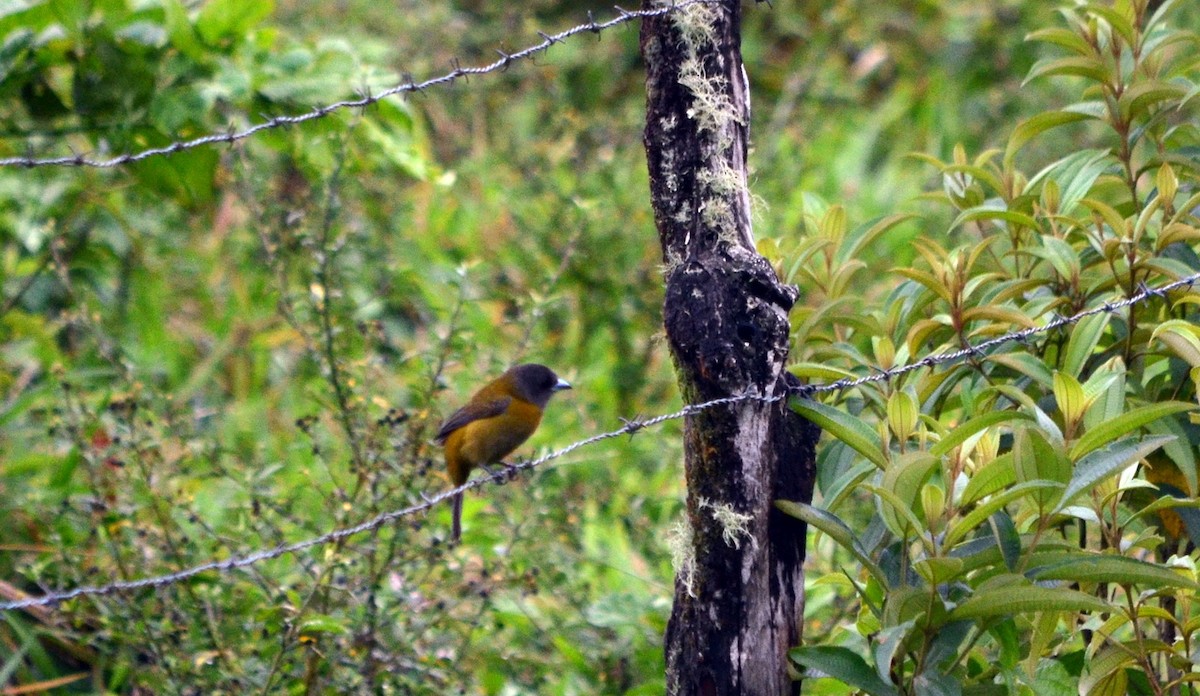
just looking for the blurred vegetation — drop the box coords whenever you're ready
[0,0,1196,694]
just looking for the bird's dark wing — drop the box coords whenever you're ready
[433,396,512,444]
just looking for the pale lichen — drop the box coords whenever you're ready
[677,56,733,135]
[667,515,698,598]
[668,0,720,50]
[666,0,749,243]
[699,197,733,232]
[700,497,757,551]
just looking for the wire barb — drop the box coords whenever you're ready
[402,72,420,94]
[789,383,815,398]
[1136,281,1166,299]
[619,415,646,437]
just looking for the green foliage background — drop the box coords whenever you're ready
[0,0,1197,694]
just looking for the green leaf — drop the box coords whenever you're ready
[1025,27,1096,57]
[882,451,937,511]
[1086,4,1136,49]
[1031,553,1200,590]
[822,460,877,512]
[1078,646,1134,696]
[1026,628,1074,691]
[863,483,934,549]
[940,163,1006,198]
[839,214,919,265]
[1032,406,1065,450]
[1028,236,1080,283]
[47,449,81,491]
[790,362,859,382]
[1083,364,1126,432]
[297,614,347,635]
[1022,56,1111,87]
[1057,436,1177,512]
[1156,163,1179,206]
[1146,416,1198,496]
[196,0,274,43]
[821,205,848,240]
[1132,495,1200,522]
[790,646,900,696]
[925,620,973,672]
[949,585,1107,620]
[1078,198,1128,237]
[130,147,219,208]
[161,0,205,61]
[1151,320,1200,367]
[886,390,919,442]
[914,557,965,585]
[358,100,429,179]
[1054,150,1113,215]
[790,397,888,470]
[1015,428,1070,511]
[1069,403,1195,460]
[961,304,1036,327]
[1005,110,1095,164]
[1147,0,1184,32]
[913,670,963,696]
[874,620,915,685]
[989,512,1021,572]
[1061,312,1110,378]
[988,353,1055,388]
[930,411,1032,458]
[775,500,887,588]
[961,453,1016,506]
[944,481,1061,548]
[895,267,954,304]
[950,204,1040,233]
[1053,372,1086,431]
[950,538,1078,575]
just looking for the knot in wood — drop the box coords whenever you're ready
[664,253,795,399]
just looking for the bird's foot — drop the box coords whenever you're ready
[483,461,521,484]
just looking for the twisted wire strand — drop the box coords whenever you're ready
[0,2,717,169]
[2,270,1197,611]
[0,395,739,611]
[802,270,1200,395]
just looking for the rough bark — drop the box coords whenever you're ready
[641,2,820,695]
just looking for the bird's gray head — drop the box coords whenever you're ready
[508,363,571,407]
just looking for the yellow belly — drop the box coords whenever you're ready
[454,400,543,470]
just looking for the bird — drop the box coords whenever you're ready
[434,363,571,542]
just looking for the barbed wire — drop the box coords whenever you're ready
[2,270,1197,612]
[0,2,716,170]
[801,270,1200,395]
[0,394,741,612]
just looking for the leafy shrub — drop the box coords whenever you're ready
[779,2,1200,693]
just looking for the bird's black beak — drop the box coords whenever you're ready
[554,379,572,391]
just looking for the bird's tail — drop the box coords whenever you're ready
[451,492,463,543]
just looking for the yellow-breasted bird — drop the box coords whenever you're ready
[434,363,571,542]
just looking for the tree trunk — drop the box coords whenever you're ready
[640,2,819,695]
